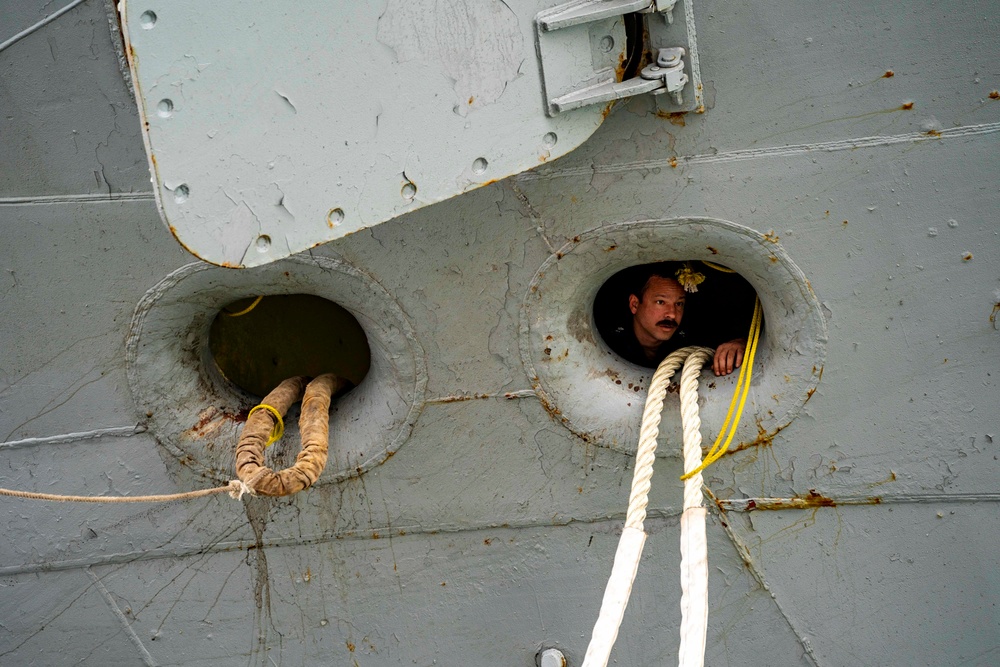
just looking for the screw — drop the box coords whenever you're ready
[539,648,567,667]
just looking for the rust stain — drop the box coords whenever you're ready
[429,393,492,403]
[989,90,1000,100]
[720,420,788,457]
[745,490,882,512]
[656,110,687,126]
[604,245,618,252]
[484,538,492,545]
[669,157,678,168]
[900,101,914,110]
[763,230,780,243]
[926,129,942,137]
[769,255,778,263]
[804,387,816,402]
[347,642,355,652]
[842,220,849,226]
[184,406,246,440]
[468,96,474,105]
[990,302,1000,329]
[706,246,719,254]
[543,348,552,356]
[870,470,897,487]
[615,49,628,81]
[962,252,973,261]
[882,70,895,78]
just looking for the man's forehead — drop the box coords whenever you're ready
[646,276,685,298]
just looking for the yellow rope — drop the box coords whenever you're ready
[247,403,284,447]
[681,297,762,480]
[700,260,736,273]
[223,295,263,317]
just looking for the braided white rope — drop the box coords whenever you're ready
[582,347,714,667]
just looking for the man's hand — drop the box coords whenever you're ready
[713,338,747,376]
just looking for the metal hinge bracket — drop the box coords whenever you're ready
[536,0,701,116]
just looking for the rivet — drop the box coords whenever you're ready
[156,99,174,118]
[401,182,417,200]
[543,132,558,148]
[600,35,614,52]
[139,11,157,29]
[472,157,488,175]
[327,208,344,226]
[173,184,189,203]
[539,647,567,667]
[256,235,271,252]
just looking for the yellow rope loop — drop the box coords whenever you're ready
[699,260,736,273]
[247,403,284,447]
[223,295,263,317]
[680,297,763,480]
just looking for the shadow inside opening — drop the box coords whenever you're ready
[209,294,371,398]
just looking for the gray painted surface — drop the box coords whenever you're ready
[1,1,998,665]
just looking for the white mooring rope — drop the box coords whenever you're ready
[582,346,715,667]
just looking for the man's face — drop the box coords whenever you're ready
[629,276,686,348]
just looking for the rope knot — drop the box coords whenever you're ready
[227,479,257,500]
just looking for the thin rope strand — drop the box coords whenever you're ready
[0,484,237,503]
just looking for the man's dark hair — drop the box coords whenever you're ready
[631,261,682,301]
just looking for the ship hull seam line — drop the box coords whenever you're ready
[0,0,90,54]
[3,493,999,577]
[516,122,1000,180]
[87,567,158,667]
[0,192,156,206]
[0,425,146,450]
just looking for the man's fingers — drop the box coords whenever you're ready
[713,340,747,376]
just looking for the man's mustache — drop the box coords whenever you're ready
[657,319,679,328]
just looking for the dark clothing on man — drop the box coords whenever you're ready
[607,322,692,368]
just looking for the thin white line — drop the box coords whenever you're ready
[0,192,156,206]
[0,0,91,54]
[0,425,146,450]
[517,121,1000,180]
[87,568,158,667]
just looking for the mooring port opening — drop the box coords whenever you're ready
[209,294,371,399]
[593,260,761,371]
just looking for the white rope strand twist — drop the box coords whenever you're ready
[624,347,703,530]
[679,349,713,511]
